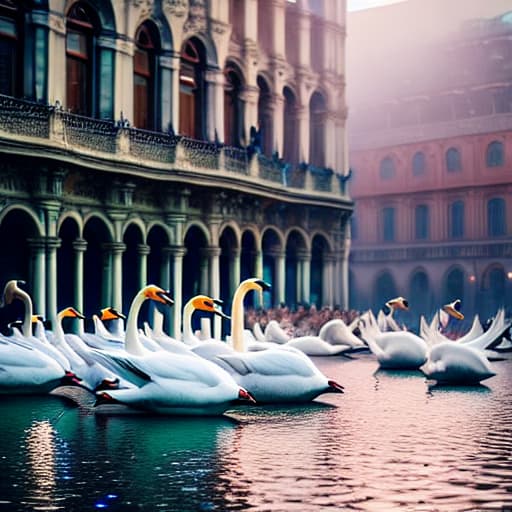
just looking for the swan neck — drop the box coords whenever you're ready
[182,300,198,345]
[125,290,147,356]
[17,288,33,338]
[231,284,249,352]
[54,311,66,345]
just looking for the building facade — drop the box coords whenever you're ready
[347,0,512,322]
[0,0,351,335]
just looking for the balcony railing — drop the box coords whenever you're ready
[0,95,350,199]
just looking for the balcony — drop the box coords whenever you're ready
[0,95,351,207]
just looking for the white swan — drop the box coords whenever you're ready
[421,342,496,385]
[203,278,345,404]
[0,281,80,394]
[377,296,409,332]
[91,285,254,415]
[285,334,352,356]
[358,310,428,369]
[318,319,367,350]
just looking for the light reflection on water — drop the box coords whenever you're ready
[0,353,510,511]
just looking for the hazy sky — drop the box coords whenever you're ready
[347,0,407,11]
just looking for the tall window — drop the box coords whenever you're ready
[382,207,395,242]
[133,23,158,130]
[415,204,429,240]
[0,1,22,97]
[257,75,273,157]
[449,201,464,239]
[488,198,506,237]
[224,65,243,146]
[412,151,426,176]
[446,147,462,172]
[380,157,395,180]
[180,38,205,139]
[66,3,95,115]
[486,140,504,167]
[309,91,326,167]
[283,87,298,164]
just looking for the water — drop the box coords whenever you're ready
[0,354,511,511]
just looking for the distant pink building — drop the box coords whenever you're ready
[347,0,512,322]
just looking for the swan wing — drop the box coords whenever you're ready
[253,322,266,342]
[218,348,316,378]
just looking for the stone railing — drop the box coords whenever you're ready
[350,240,512,263]
[0,95,350,198]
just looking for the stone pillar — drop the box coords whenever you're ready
[269,249,286,306]
[206,246,221,338]
[199,249,209,295]
[161,247,173,334]
[170,246,186,338]
[253,249,264,308]
[297,250,311,305]
[104,242,125,311]
[229,248,241,303]
[205,68,225,143]
[101,244,113,308]
[137,244,150,289]
[296,105,309,164]
[27,238,46,318]
[169,53,181,134]
[322,253,335,308]
[45,236,61,329]
[72,238,87,314]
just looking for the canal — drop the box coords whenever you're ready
[0,353,511,511]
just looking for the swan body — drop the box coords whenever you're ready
[202,278,344,403]
[92,285,252,415]
[359,311,427,369]
[285,335,351,356]
[421,342,496,385]
[318,319,366,349]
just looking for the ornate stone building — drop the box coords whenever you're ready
[0,0,351,335]
[348,0,512,322]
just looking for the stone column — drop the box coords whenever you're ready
[229,248,241,303]
[297,250,311,305]
[170,246,186,338]
[322,253,335,308]
[169,53,181,134]
[199,249,209,295]
[104,242,126,311]
[206,246,221,338]
[268,249,286,307]
[72,238,87,314]
[160,247,173,334]
[205,68,225,143]
[27,238,46,318]
[101,244,113,308]
[137,244,150,289]
[45,236,61,329]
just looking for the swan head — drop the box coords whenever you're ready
[383,296,409,315]
[237,388,257,404]
[143,285,174,307]
[2,279,26,306]
[327,380,345,394]
[59,307,86,320]
[100,307,126,321]
[190,295,230,319]
[240,278,272,293]
[442,299,464,320]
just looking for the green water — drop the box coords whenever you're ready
[0,355,511,511]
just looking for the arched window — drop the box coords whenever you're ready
[134,22,159,130]
[412,151,426,176]
[66,2,96,116]
[444,267,465,305]
[257,75,273,157]
[415,204,429,240]
[180,38,206,139]
[309,91,326,167]
[446,147,462,172]
[486,140,504,167]
[449,200,464,239]
[0,1,22,97]
[283,87,298,164]
[382,207,395,242]
[380,156,395,180]
[224,65,243,146]
[488,197,506,237]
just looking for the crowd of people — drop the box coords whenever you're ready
[244,303,361,338]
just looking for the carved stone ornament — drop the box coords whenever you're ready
[133,0,154,17]
[163,0,189,17]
